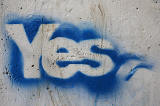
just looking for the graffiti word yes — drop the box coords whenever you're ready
[6,24,114,78]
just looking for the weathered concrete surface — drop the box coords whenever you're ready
[0,0,160,106]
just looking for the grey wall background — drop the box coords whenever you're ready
[0,0,160,106]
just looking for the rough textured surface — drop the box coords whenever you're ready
[0,0,160,106]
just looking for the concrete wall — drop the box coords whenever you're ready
[0,0,160,106]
